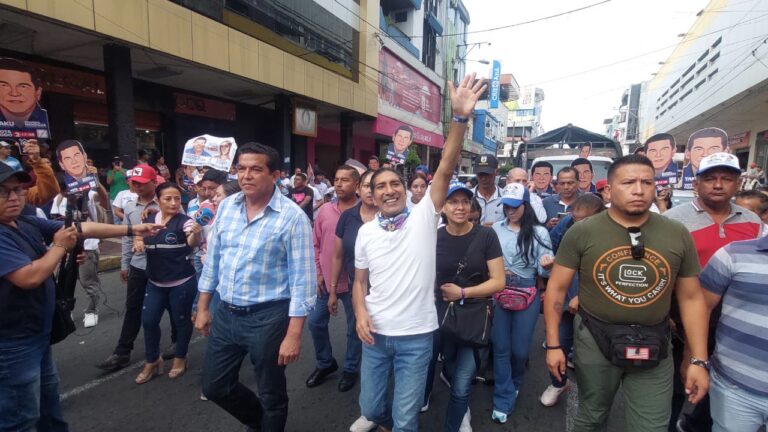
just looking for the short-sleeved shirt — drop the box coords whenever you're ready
[107,169,129,200]
[436,225,502,288]
[699,237,768,396]
[336,202,366,285]
[556,211,700,325]
[288,186,314,222]
[355,193,440,336]
[50,190,100,251]
[472,186,504,225]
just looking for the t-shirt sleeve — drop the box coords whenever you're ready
[354,226,369,270]
[555,223,582,270]
[484,227,503,261]
[699,246,732,297]
[677,228,701,277]
[0,233,34,278]
[335,211,348,239]
[412,191,440,229]
[27,216,64,240]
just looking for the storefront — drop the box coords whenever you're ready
[754,130,768,170]
[729,131,751,169]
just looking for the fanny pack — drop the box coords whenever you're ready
[578,308,669,369]
[494,274,537,311]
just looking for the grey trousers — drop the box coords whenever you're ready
[78,250,101,313]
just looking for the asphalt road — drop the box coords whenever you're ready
[54,270,628,432]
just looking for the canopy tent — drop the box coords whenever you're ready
[515,123,622,166]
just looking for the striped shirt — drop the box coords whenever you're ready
[700,237,768,396]
[198,186,316,317]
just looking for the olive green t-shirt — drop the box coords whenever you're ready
[556,211,700,325]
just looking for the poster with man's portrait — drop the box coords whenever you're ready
[57,139,97,194]
[0,57,51,141]
[643,133,678,188]
[386,124,413,165]
[181,134,238,172]
[680,127,729,190]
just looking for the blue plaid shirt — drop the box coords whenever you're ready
[198,186,316,317]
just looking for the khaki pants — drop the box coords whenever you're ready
[573,315,673,432]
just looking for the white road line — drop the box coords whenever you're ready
[60,336,205,402]
[566,380,578,432]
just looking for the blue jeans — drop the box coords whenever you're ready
[490,292,541,414]
[550,311,574,387]
[202,300,290,431]
[442,339,477,432]
[142,278,196,362]
[308,292,361,373]
[710,368,768,432]
[360,332,433,432]
[0,336,68,431]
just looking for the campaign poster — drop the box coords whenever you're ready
[579,143,592,158]
[680,127,729,190]
[386,124,413,165]
[56,139,97,194]
[0,57,51,141]
[181,134,237,172]
[644,134,678,189]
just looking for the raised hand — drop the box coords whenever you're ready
[448,72,488,118]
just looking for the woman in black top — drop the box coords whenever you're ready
[436,181,505,432]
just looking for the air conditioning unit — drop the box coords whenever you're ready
[393,11,408,23]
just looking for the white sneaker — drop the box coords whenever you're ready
[540,382,571,407]
[83,313,98,328]
[459,408,472,432]
[349,416,377,432]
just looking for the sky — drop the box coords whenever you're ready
[462,0,708,134]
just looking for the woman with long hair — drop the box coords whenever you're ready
[133,183,202,384]
[490,183,554,424]
[437,181,505,431]
[407,172,428,209]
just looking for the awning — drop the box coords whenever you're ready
[426,12,443,35]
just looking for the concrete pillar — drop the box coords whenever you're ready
[103,44,136,166]
[340,112,353,164]
[275,95,292,171]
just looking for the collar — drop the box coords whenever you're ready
[234,185,284,213]
[756,235,768,252]
[691,199,740,218]
[472,185,502,201]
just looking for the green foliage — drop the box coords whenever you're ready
[499,164,514,176]
[404,146,421,169]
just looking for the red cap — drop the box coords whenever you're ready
[596,179,608,191]
[129,164,158,184]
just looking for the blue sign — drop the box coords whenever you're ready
[489,60,501,109]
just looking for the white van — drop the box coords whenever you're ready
[529,155,614,181]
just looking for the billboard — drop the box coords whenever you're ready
[378,48,441,124]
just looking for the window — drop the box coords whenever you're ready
[422,22,437,70]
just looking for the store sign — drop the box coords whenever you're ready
[26,60,106,99]
[729,131,750,150]
[373,114,444,148]
[174,93,236,121]
[489,60,501,109]
[378,48,441,124]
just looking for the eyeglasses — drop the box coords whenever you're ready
[0,186,27,199]
[628,227,644,260]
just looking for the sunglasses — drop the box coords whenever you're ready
[628,227,644,260]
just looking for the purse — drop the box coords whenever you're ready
[494,273,537,311]
[579,308,669,369]
[438,229,494,348]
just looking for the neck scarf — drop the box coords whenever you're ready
[377,208,410,232]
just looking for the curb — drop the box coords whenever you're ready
[98,256,121,273]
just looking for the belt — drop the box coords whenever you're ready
[219,299,289,315]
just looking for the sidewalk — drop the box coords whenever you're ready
[98,238,122,272]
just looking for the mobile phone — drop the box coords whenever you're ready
[557,212,569,220]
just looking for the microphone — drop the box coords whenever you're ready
[196,207,214,226]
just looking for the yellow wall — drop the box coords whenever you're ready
[5,0,379,117]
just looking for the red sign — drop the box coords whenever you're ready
[378,48,441,124]
[374,114,444,148]
[174,93,236,121]
[729,131,750,150]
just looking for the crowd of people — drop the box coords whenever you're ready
[1,72,767,432]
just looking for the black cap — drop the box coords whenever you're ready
[473,154,498,175]
[0,162,31,184]
[201,169,228,184]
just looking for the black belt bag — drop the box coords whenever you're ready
[579,309,670,369]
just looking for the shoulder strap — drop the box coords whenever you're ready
[454,227,483,280]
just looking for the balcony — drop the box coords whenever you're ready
[380,8,420,59]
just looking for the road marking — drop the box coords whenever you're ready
[566,381,578,432]
[60,336,204,402]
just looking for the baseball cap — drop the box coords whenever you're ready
[595,179,608,191]
[499,183,529,208]
[0,160,31,184]
[128,164,158,184]
[473,154,498,175]
[193,173,204,185]
[697,152,741,176]
[0,141,11,148]
[446,180,473,199]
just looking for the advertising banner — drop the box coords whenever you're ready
[181,134,238,172]
[489,60,501,109]
[378,48,441,124]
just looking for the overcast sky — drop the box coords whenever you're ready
[462,0,707,134]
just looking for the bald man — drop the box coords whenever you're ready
[507,168,547,223]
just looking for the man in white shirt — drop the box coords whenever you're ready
[507,168,547,223]
[111,182,137,224]
[349,74,485,432]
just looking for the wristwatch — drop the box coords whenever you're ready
[689,357,710,371]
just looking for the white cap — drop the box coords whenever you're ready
[193,173,204,184]
[697,152,740,176]
[499,183,530,208]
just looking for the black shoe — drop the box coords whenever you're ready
[338,371,357,392]
[161,343,177,360]
[97,354,130,371]
[305,360,338,388]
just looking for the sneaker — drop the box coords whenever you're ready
[349,416,377,432]
[83,312,98,328]
[491,410,507,424]
[439,371,451,388]
[200,392,208,401]
[540,382,572,407]
[459,408,472,432]
[161,343,177,360]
